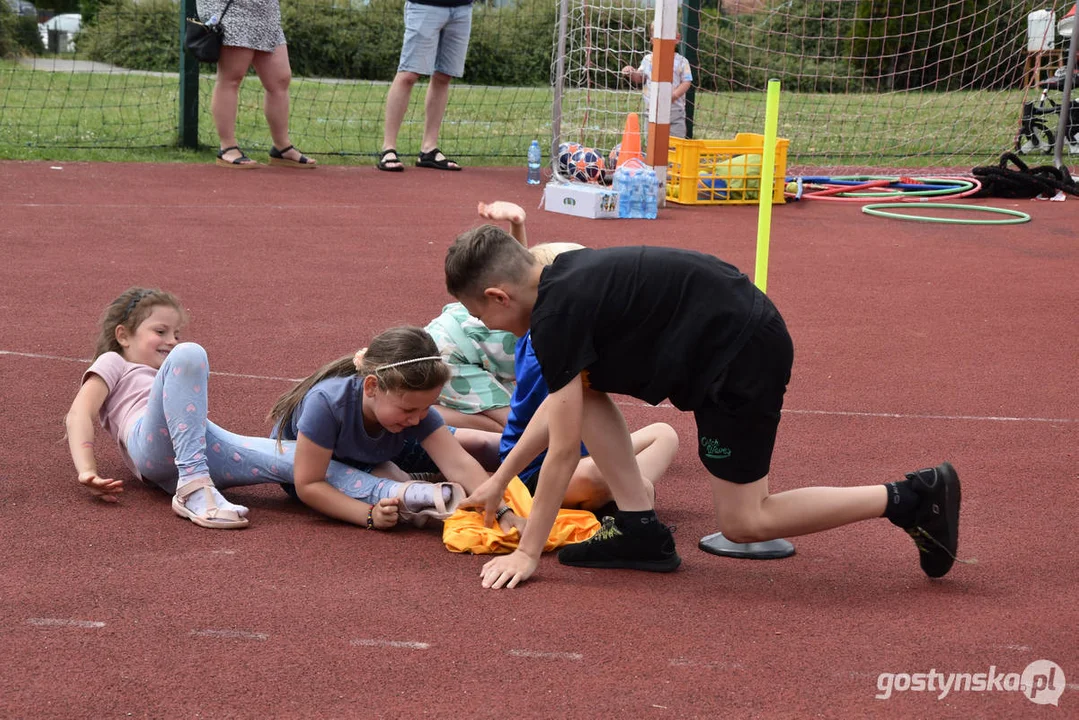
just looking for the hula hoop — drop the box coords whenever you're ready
[798,176,979,202]
[833,175,979,200]
[861,203,1031,225]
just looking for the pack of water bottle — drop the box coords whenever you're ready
[612,158,658,219]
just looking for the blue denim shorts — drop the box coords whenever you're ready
[398,1,473,78]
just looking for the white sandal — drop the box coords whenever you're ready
[396,480,466,528]
[171,477,249,529]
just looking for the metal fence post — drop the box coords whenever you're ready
[178,0,199,148]
[681,0,700,139]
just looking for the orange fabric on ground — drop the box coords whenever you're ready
[443,478,600,555]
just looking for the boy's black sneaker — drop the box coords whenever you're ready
[557,516,681,572]
[903,462,961,578]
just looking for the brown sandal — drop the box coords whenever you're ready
[268,145,317,169]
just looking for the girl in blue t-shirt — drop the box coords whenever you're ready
[269,325,509,531]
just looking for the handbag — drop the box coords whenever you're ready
[184,0,235,63]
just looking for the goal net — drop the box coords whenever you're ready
[551,0,1077,172]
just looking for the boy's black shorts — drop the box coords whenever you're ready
[694,311,793,484]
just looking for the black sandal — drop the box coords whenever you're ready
[268,145,316,169]
[215,146,259,169]
[377,148,404,172]
[416,147,462,171]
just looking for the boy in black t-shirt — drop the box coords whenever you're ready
[445,225,962,590]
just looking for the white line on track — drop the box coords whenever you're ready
[351,639,430,650]
[4,349,1075,424]
[506,649,583,661]
[189,629,268,641]
[26,618,105,628]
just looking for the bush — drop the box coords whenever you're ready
[464,0,556,86]
[1,3,45,58]
[79,0,178,71]
[74,0,558,85]
[283,0,405,81]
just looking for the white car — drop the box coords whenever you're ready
[39,13,81,52]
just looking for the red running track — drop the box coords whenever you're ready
[0,161,1076,718]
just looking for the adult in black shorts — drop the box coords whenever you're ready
[445,229,962,590]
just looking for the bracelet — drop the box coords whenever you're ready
[366,506,374,530]
[496,505,512,521]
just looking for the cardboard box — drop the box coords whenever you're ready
[543,181,620,219]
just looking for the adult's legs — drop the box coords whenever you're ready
[420,71,453,155]
[252,44,314,165]
[212,46,257,164]
[381,71,420,165]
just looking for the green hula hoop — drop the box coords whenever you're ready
[861,203,1031,225]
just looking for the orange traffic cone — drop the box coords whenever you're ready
[616,112,642,168]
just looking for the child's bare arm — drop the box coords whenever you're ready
[421,425,489,495]
[672,79,692,100]
[477,201,528,247]
[65,375,124,502]
[621,65,644,85]
[293,434,398,529]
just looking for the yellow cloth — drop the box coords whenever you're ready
[442,477,600,555]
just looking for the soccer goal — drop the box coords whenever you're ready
[551,0,1078,172]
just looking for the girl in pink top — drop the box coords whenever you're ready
[65,288,254,528]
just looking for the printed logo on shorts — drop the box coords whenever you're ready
[700,437,731,460]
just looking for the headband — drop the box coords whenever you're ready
[122,290,152,321]
[353,348,443,374]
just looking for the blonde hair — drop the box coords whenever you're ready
[529,242,586,266]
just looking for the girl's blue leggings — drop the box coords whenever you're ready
[124,343,429,505]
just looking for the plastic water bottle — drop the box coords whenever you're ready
[642,166,658,219]
[614,164,632,218]
[526,140,542,185]
[630,168,646,218]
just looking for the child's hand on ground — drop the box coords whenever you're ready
[477,201,526,226]
[78,472,123,503]
[371,497,400,529]
[480,548,539,589]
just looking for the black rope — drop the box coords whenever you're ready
[971,153,1079,199]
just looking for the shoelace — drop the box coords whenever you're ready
[907,526,978,566]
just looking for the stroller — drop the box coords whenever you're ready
[1015,67,1079,155]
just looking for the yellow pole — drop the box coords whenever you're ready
[755,79,781,293]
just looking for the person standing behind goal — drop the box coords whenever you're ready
[621,23,693,139]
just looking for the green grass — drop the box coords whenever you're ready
[0,58,1033,168]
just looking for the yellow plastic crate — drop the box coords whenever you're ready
[666,133,789,206]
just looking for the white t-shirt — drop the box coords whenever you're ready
[638,51,693,111]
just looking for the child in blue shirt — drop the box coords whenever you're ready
[270,325,514,531]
